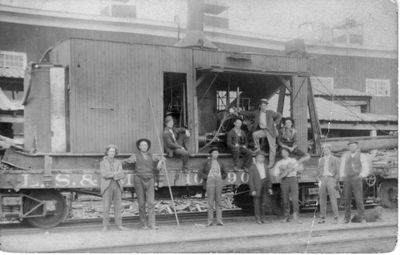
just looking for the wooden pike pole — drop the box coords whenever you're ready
[148,97,180,226]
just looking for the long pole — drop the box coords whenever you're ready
[148,97,180,226]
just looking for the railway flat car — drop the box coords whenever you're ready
[0,38,397,228]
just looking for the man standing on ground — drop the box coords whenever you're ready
[162,116,190,172]
[226,118,253,171]
[317,144,340,224]
[340,140,369,224]
[249,150,273,224]
[274,148,308,224]
[123,138,165,230]
[199,147,227,227]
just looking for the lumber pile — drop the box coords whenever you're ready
[67,192,238,220]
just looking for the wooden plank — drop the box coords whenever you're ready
[193,95,199,154]
[291,76,308,152]
[50,67,67,152]
[307,77,322,154]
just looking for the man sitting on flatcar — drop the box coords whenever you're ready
[226,118,253,171]
[277,117,310,161]
[162,116,190,173]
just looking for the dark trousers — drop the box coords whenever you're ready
[102,180,122,227]
[344,176,365,221]
[229,146,253,168]
[319,176,339,219]
[281,177,299,217]
[134,176,156,227]
[253,178,268,221]
[173,134,190,170]
[206,176,223,224]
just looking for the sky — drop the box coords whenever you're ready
[0,0,397,48]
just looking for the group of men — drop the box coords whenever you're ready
[100,98,370,230]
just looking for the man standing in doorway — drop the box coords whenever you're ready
[251,98,282,168]
[340,140,369,224]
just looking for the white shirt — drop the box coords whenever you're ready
[273,157,299,178]
[208,160,221,177]
[259,111,267,129]
[323,155,333,176]
[255,162,266,179]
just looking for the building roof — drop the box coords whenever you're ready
[0,67,25,79]
[0,4,396,59]
[0,87,24,111]
[268,95,397,123]
[312,84,370,97]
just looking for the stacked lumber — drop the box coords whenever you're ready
[67,192,238,220]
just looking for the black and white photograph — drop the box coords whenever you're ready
[0,0,398,253]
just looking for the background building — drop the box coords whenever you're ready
[0,0,397,140]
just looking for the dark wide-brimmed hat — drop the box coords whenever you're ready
[136,138,151,151]
[209,147,220,154]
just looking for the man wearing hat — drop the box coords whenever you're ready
[273,147,306,224]
[340,140,369,224]
[248,150,273,224]
[226,118,253,171]
[317,144,340,224]
[246,98,282,168]
[162,116,190,172]
[199,147,227,226]
[123,138,165,229]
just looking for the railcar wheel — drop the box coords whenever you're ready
[23,190,68,228]
[379,180,398,209]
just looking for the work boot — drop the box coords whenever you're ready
[332,217,338,224]
[216,221,224,226]
[318,217,326,224]
[149,225,159,230]
[293,213,303,224]
[342,218,350,224]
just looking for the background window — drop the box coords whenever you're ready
[366,79,390,97]
[0,51,27,68]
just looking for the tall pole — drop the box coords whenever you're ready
[148,97,180,226]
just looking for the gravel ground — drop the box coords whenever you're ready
[0,208,397,253]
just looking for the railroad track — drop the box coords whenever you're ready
[58,223,397,253]
[0,209,252,234]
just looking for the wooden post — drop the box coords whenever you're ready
[277,86,286,114]
[291,76,308,153]
[307,77,322,155]
[193,96,199,154]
